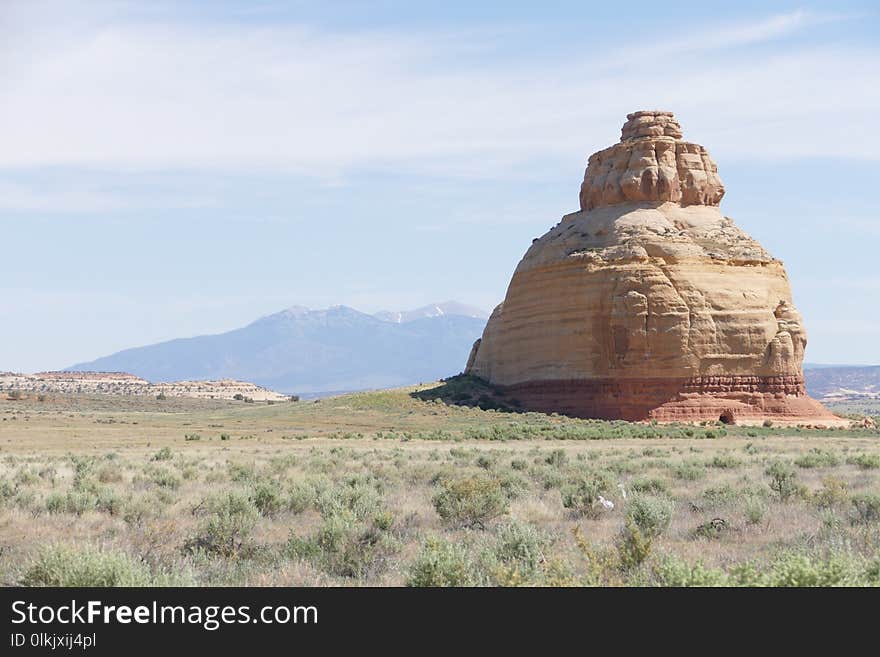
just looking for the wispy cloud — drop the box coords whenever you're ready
[0,179,219,212]
[0,5,875,182]
[0,182,127,213]
[649,9,846,54]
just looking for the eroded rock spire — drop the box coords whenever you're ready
[579,110,724,211]
[465,111,837,425]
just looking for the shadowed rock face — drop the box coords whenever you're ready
[466,111,836,423]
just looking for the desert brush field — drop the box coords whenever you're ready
[1,383,878,587]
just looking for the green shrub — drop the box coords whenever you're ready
[288,512,398,579]
[94,487,124,515]
[148,467,181,490]
[490,521,549,582]
[122,495,161,525]
[709,453,742,469]
[652,557,729,587]
[43,491,62,513]
[544,449,568,468]
[612,499,669,568]
[0,478,16,504]
[672,462,706,481]
[372,510,395,531]
[46,491,84,515]
[607,458,643,475]
[151,447,173,461]
[533,465,565,491]
[626,494,674,538]
[560,470,615,519]
[651,550,880,587]
[850,493,880,525]
[736,552,879,587]
[744,495,768,524]
[227,462,256,482]
[45,487,122,516]
[406,537,481,587]
[267,454,298,475]
[96,464,123,483]
[71,457,94,490]
[847,453,880,470]
[9,488,37,512]
[765,460,798,501]
[700,483,741,509]
[795,449,841,469]
[20,545,153,586]
[616,520,653,569]
[629,477,669,495]
[14,468,39,486]
[250,480,284,517]
[510,459,528,471]
[496,471,530,500]
[814,477,849,508]
[288,477,328,514]
[331,516,398,578]
[475,454,495,470]
[187,491,259,556]
[432,475,509,528]
[316,475,384,520]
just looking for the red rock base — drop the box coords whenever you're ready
[499,375,838,424]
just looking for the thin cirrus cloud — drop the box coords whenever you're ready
[599,9,839,64]
[639,9,844,54]
[0,8,877,185]
[0,180,220,213]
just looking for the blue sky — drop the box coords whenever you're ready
[1,0,878,371]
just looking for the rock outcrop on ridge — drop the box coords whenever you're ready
[465,111,837,424]
[0,371,291,401]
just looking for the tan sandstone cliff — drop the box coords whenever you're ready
[466,111,837,424]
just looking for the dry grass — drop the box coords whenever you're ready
[1,386,878,586]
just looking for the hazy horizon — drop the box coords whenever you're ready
[3,1,879,371]
[5,297,879,375]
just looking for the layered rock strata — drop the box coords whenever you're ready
[465,111,836,424]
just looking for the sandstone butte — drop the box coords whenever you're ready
[465,110,840,425]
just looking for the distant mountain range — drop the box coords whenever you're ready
[64,305,877,401]
[803,365,880,402]
[374,301,487,324]
[67,302,488,395]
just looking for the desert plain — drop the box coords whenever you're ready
[1,383,878,587]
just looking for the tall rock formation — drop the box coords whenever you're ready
[466,111,836,424]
